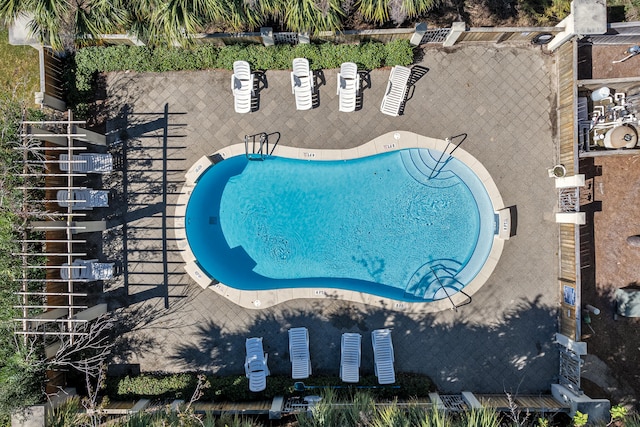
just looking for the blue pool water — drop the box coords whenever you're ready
[185,149,496,302]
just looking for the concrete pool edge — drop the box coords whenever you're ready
[176,131,506,313]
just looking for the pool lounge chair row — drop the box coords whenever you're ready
[245,328,395,392]
[231,59,411,116]
[56,153,114,210]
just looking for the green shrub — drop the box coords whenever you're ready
[0,100,47,425]
[111,373,198,400]
[106,372,433,403]
[292,44,323,69]
[68,40,416,117]
[0,344,46,425]
[354,42,386,70]
[384,39,414,66]
[150,46,218,71]
[215,44,251,70]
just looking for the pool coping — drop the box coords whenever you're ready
[175,131,506,313]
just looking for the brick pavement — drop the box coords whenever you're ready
[101,43,560,393]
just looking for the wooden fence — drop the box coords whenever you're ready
[556,40,580,342]
[455,27,560,44]
[97,25,564,48]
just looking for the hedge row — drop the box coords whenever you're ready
[72,40,413,92]
[106,372,434,403]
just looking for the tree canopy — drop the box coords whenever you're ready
[0,0,439,50]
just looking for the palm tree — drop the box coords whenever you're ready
[0,0,70,50]
[149,0,227,46]
[357,0,438,25]
[222,0,274,31]
[74,0,128,42]
[281,0,344,34]
[118,0,155,46]
[357,0,388,24]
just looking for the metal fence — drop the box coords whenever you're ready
[96,25,568,48]
[274,32,299,44]
[420,28,451,44]
[559,348,582,394]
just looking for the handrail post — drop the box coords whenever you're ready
[430,267,458,312]
[428,133,468,180]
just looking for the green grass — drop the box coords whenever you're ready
[0,26,42,427]
[0,27,40,105]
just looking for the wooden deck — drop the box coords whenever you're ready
[476,394,570,413]
[192,400,273,415]
[556,40,581,342]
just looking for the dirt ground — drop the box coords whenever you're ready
[580,155,640,409]
[575,43,640,408]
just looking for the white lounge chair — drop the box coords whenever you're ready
[57,189,109,210]
[340,333,361,383]
[59,153,113,174]
[231,60,254,114]
[337,62,360,112]
[380,65,411,117]
[60,259,114,281]
[290,58,314,110]
[244,337,269,392]
[372,329,395,384]
[288,327,311,379]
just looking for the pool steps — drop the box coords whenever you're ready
[404,259,463,300]
[400,149,458,189]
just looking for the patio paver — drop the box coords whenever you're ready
[102,43,559,394]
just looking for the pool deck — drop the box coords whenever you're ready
[101,43,560,394]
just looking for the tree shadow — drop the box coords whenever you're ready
[164,296,558,393]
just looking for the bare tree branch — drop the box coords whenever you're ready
[48,314,115,378]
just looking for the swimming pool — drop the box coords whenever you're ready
[178,132,506,310]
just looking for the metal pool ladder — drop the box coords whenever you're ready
[245,132,269,160]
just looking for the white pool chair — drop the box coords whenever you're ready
[372,328,395,384]
[380,65,411,117]
[56,189,109,210]
[245,337,269,392]
[231,60,254,114]
[337,62,360,113]
[289,327,311,379]
[340,333,361,383]
[59,153,113,174]
[60,259,114,281]
[291,58,314,110]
